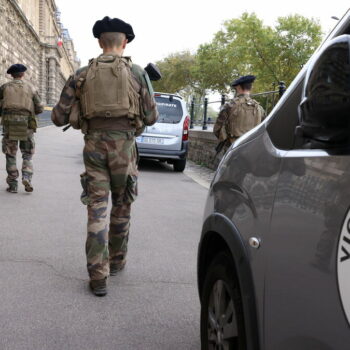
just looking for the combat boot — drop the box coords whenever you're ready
[110,261,126,276]
[22,179,33,193]
[6,183,18,193]
[89,277,107,297]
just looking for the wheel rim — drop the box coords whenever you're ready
[207,279,238,350]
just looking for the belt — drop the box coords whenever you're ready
[87,116,135,132]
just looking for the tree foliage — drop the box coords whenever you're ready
[152,51,204,103]
[153,13,322,97]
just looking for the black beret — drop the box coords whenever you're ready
[144,63,162,81]
[231,75,256,87]
[7,64,27,75]
[93,16,135,43]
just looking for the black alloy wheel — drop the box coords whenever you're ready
[200,252,246,350]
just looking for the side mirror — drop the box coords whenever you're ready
[298,35,350,146]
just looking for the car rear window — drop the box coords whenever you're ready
[155,96,183,124]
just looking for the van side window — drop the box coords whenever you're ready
[266,80,304,150]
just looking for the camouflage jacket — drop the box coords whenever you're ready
[0,79,43,118]
[51,54,158,132]
[214,94,265,142]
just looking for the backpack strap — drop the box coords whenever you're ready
[111,56,122,77]
[88,59,98,80]
[122,56,133,68]
[75,65,90,99]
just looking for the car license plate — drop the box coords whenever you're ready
[141,137,164,145]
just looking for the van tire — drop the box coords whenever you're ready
[200,252,246,350]
[173,159,186,172]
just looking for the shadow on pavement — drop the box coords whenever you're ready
[138,159,176,173]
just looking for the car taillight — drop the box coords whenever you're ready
[183,116,190,141]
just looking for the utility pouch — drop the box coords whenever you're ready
[80,172,90,205]
[133,114,145,136]
[28,115,38,132]
[8,115,28,141]
[218,124,228,142]
[69,100,83,129]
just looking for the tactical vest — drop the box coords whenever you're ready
[2,81,34,114]
[227,96,264,138]
[79,56,141,120]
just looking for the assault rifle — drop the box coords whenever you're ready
[215,140,226,155]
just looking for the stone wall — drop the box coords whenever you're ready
[0,0,80,106]
[188,130,223,170]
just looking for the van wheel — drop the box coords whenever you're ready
[173,159,186,172]
[200,252,246,350]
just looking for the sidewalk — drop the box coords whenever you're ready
[0,126,204,350]
[184,160,216,189]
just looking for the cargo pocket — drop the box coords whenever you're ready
[124,175,138,204]
[80,172,90,205]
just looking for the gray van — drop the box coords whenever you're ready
[197,10,350,350]
[136,93,189,172]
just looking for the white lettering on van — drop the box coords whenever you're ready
[156,102,177,108]
[340,219,350,262]
[337,209,350,326]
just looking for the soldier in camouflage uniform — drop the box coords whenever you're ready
[52,17,158,296]
[1,64,44,193]
[214,75,265,151]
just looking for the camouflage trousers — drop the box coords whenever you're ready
[2,130,35,185]
[83,130,138,281]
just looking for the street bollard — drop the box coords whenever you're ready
[202,97,208,130]
[278,81,286,97]
[190,97,195,129]
[221,94,226,107]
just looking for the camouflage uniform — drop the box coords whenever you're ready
[0,80,43,187]
[52,54,158,281]
[214,94,265,147]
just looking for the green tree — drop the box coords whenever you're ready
[196,12,322,93]
[152,51,205,104]
[152,13,322,103]
[274,14,322,82]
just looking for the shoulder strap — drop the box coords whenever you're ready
[89,59,98,79]
[122,56,133,68]
[111,56,123,77]
[75,66,90,99]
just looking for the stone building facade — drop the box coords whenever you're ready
[0,0,80,105]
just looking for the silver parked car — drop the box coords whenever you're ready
[136,93,189,172]
[197,10,350,350]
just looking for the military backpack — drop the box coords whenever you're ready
[227,96,264,138]
[78,56,141,120]
[2,81,34,114]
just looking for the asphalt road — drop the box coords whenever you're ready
[0,126,207,350]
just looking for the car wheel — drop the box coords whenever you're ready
[200,252,246,350]
[173,159,186,172]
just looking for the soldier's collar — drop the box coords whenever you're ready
[97,54,132,63]
[98,53,120,61]
[237,93,250,97]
